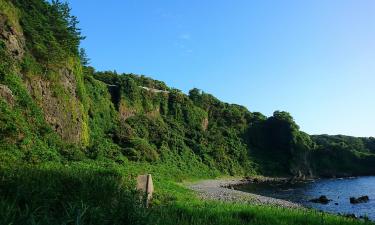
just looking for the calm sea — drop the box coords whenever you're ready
[236,176,375,220]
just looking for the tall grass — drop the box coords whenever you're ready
[0,161,373,225]
[0,164,150,225]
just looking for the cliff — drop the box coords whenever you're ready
[1,0,375,178]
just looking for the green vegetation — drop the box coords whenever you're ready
[0,0,374,224]
[155,201,371,225]
[13,0,83,65]
[0,163,149,225]
[3,161,373,225]
[312,135,375,177]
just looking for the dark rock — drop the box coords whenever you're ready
[350,196,369,204]
[359,215,370,221]
[309,195,331,204]
[335,203,339,205]
[344,214,357,219]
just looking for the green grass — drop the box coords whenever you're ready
[0,163,150,225]
[0,160,373,225]
[154,201,372,225]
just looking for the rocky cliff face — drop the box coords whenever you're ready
[0,12,24,60]
[24,69,88,145]
[0,1,88,146]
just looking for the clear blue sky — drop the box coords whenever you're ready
[67,0,374,137]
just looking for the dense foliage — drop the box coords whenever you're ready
[1,0,374,177]
[13,0,83,65]
[92,72,256,175]
[311,135,375,176]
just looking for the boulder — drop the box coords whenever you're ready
[309,195,331,204]
[350,196,369,204]
[344,214,357,219]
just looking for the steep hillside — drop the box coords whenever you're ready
[1,0,374,177]
[312,135,375,177]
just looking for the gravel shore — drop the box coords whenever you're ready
[188,178,303,209]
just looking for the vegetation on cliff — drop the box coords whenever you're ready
[0,0,374,224]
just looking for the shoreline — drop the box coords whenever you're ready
[188,177,303,209]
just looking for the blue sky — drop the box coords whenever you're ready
[67,0,374,137]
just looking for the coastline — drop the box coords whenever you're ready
[188,177,303,209]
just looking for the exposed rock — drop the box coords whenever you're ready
[344,214,357,219]
[139,86,169,94]
[119,101,135,121]
[0,84,14,106]
[309,195,331,204]
[202,117,208,131]
[0,13,25,60]
[25,68,87,144]
[241,176,289,184]
[350,196,369,204]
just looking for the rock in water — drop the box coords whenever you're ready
[350,196,369,204]
[309,195,331,204]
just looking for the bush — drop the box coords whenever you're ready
[125,138,159,162]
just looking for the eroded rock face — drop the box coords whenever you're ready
[202,117,209,131]
[119,101,135,121]
[0,13,25,60]
[0,10,88,145]
[0,84,14,106]
[146,107,160,119]
[25,68,87,144]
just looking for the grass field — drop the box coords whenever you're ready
[0,160,373,225]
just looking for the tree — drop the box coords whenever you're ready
[189,88,201,103]
[79,48,90,66]
[50,0,85,55]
